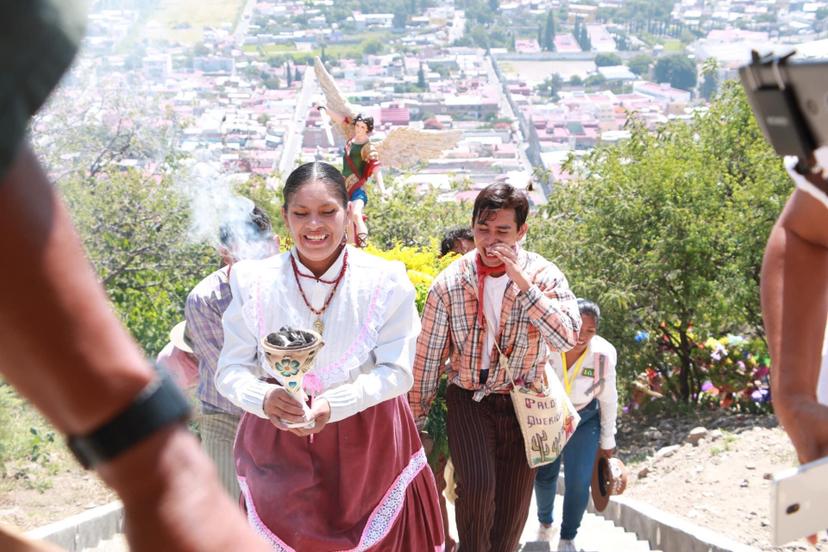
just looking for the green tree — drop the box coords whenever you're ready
[653,53,697,91]
[573,17,592,51]
[459,0,495,24]
[467,24,490,49]
[535,74,564,100]
[573,18,582,47]
[584,73,607,89]
[607,0,675,34]
[418,63,427,90]
[192,43,210,57]
[595,53,623,67]
[543,10,556,51]
[368,178,470,248]
[243,64,259,81]
[700,58,719,101]
[61,169,214,355]
[393,9,407,28]
[558,3,568,22]
[614,31,630,51]
[363,37,384,55]
[527,82,789,402]
[628,53,653,76]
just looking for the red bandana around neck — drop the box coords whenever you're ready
[475,252,507,328]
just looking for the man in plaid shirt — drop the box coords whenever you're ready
[410,183,581,551]
[185,206,278,499]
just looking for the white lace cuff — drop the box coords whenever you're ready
[240,379,278,419]
[318,384,361,423]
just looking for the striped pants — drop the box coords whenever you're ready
[446,385,536,552]
[200,410,241,501]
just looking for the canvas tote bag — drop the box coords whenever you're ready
[494,341,581,468]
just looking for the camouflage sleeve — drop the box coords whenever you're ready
[0,1,86,178]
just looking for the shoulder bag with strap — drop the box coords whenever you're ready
[489,331,581,468]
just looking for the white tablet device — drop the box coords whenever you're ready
[771,454,828,545]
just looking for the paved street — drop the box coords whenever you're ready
[233,0,257,46]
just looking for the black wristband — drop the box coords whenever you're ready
[67,366,191,469]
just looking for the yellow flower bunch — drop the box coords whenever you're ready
[406,269,434,288]
[363,241,461,458]
[364,239,455,276]
[365,240,459,314]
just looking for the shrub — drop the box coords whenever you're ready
[364,240,456,314]
[364,240,458,467]
[624,332,771,414]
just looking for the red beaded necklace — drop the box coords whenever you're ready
[290,249,348,334]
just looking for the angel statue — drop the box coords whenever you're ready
[314,57,462,247]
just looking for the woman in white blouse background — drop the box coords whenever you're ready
[534,299,619,552]
[215,162,444,551]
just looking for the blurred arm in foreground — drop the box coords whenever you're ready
[761,160,828,467]
[1,143,267,552]
[0,2,266,550]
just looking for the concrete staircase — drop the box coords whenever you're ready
[81,534,124,552]
[80,495,657,552]
[518,500,658,551]
[446,493,659,552]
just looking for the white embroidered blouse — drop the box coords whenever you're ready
[547,335,618,449]
[215,246,420,423]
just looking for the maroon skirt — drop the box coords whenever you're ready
[235,395,445,551]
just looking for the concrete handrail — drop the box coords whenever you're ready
[26,501,123,552]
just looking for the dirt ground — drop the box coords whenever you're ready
[617,410,828,551]
[0,447,115,531]
[1,410,827,552]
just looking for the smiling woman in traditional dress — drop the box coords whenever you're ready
[215,161,444,551]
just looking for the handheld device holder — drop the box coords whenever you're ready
[741,50,818,173]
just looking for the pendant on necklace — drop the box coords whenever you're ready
[313,318,324,335]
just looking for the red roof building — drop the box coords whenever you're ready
[380,106,410,126]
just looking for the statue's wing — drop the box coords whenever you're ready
[314,57,356,140]
[375,128,462,170]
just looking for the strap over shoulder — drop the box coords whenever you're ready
[585,352,606,395]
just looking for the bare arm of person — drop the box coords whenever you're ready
[0,145,268,552]
[315,105,354,142]
[761,186,828,465]
[374,168,387,195]
[318,104,346,125]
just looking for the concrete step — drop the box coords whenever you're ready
[80,493,654,552]
[81,533,125,552]
[514,494,656,552]
[443,490,655,552]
